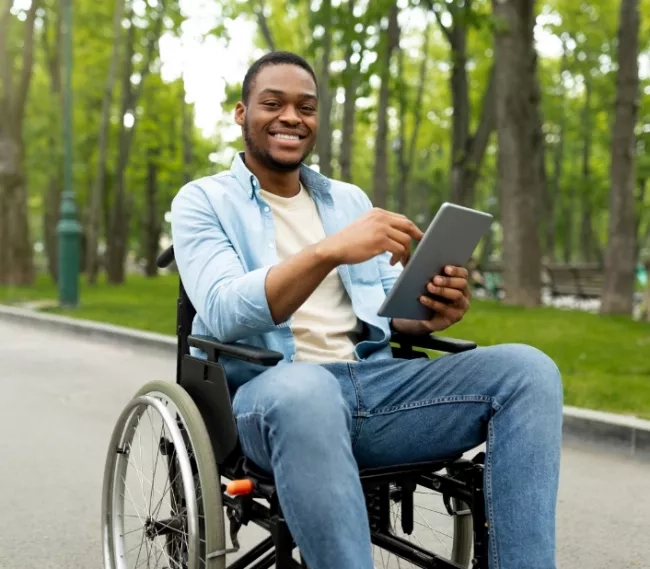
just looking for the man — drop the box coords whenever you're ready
[171,51,563,569]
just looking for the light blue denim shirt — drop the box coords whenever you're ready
[171,152,403,386]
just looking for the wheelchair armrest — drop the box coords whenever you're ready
[391,331,477,354]
[188,335,284,366]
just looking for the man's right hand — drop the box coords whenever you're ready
[322,208,423,267]
[265,208,422,325]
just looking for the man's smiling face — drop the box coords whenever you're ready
[235,63,319,173]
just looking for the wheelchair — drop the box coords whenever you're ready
[101,245,489,569]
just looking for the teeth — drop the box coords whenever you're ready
[274,133,299,140]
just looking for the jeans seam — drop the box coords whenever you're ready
[369,395,494,416]
[486,410,500,569]
[235,411,265,421]
[347,363,365,444]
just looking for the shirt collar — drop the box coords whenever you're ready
[230,151,331,199]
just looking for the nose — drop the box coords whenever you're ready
[278,105,301,126]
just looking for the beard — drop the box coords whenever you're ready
[243,119,315,173]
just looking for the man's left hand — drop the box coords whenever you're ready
[392,265,471,335]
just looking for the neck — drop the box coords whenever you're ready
[243,151,302,198]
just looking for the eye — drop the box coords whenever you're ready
[301,105,317,114]
[262,101,281,109]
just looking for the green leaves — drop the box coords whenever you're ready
[8,0,650,279]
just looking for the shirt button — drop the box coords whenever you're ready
[290,354,295,362]
[264,206,271,213]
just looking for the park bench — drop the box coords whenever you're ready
[544,263,604,300]
[474,261,605,303]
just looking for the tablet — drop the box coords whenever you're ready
[377,202,493,321]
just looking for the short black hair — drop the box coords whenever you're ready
[241,51,318,104]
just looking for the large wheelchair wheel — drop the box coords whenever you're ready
[102,380,225,569]
[370,488,473,568]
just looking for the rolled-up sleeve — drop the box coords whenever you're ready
[171,184,291,343]
[377,251,403,296]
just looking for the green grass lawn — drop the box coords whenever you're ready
[2,273,650,419]
[0,273,179,335]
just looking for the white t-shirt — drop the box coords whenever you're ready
[259,184,362,363]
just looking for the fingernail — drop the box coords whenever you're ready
[446,266,454,275]
[434,276,444,285]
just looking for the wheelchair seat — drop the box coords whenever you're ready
[223,452,462,491]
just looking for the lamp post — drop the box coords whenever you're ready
[57,0,81,307]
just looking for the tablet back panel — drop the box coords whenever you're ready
[377,202,493,321]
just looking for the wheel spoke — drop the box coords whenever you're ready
[103,384,223,569]
[372,482,471,568]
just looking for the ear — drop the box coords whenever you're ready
[234,102,246,126]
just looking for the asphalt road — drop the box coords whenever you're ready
[0,318,648,569]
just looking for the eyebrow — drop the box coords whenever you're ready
[258,88,317,100]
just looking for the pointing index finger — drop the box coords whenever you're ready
[388,215,423,241]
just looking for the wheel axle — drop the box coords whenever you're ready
[144,515,185,539]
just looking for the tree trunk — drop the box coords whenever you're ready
[106,0,165,284]
[41,1,64,282]
[143,150,160,277]
[0,0,39,286]
[601,0,640,315]
[339,0,360,183]
[0,145,33,286]
[579,78,596,263]
[182,90,193,185]
[396,21,429,216]
[562,143,576,263]
[315,0,333,178]
[43,177,62,280]
[106,7,135,285]
[531,52,547,259]
[462,67,497,208]
[339,67,358,182]
[634,177,647,259]
[372,1,399,208]
[491,0,542,306]
[428,0,496,208]
[642,260,650,321]
[447,12,470,206]
[86,0,124,284]
[545,43,568,262]
[253,0,275,50]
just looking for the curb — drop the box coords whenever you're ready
[0,304,176,354]
[562,405,650,460]
[2,304,649,461]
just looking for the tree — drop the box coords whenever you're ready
[601,0,641,315]
[40,0,63,281]
[105,0,167,284]
[491,0,543,306]
[372,0,400,208]
[425,0,496,208]
[86,0,125,285]
[0,0,40,285]
[395,20,430,216]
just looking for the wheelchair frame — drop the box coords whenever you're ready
[156,245,490,569]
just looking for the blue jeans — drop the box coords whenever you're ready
[232,343,563,569]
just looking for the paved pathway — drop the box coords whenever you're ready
[0,319,647,569]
